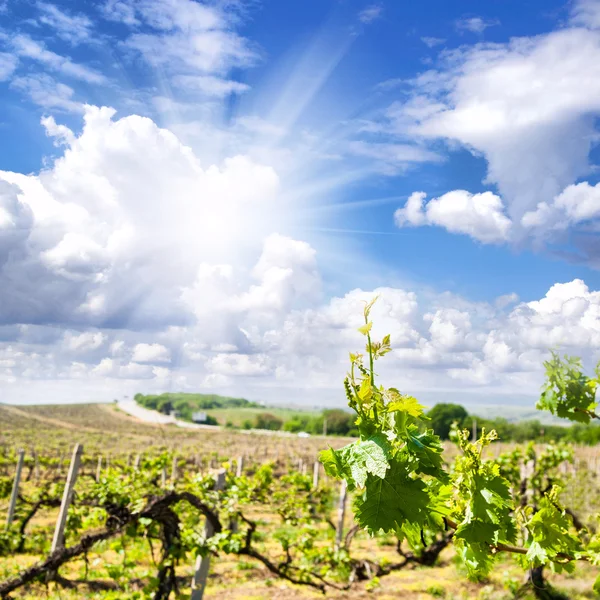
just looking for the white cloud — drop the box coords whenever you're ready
[41,115,76,146]
[456,16,499,34]
[173,74,250,97]
[63,331,106,352]
[522,181,600,232]
[36,2,93,45]
[358,4,383,24]
[346,141,442,174]
[116,0,256,94]
[373,16,600,258]
[10,74,83,112]
[395,190,512,243]
[102,0,139,25]
[132,343,171,363]
[11,35,106,84]
[0,105,284,329]
[0,99,598,406]
[570,0,600,29]
[421,37,445,48]
[207,353,272,376]
[0,52,17,81]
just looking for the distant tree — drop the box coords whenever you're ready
[242,419,253,430]
[427,403,468,439]
[255,413,283,431]
[322,409,354,435]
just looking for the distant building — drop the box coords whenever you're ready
[192,411,208,423]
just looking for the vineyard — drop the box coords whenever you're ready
[1,305,600,599]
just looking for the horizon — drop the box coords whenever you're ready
[1,0,600,408]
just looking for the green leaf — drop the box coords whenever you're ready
[358,378,373,402]
[354,458,429,534]
[387,395,425,417]
[454,519,498,544]
[406,428,447,480]
[526,541,549,567]
[358,321,373,336]
[319,435,391,490]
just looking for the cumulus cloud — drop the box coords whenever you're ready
[376,13,600,258]
[132,343,171,363]
[522,181,600,232]
[0,106,284,330]
[571,0,600,28]
[394,190,512,243]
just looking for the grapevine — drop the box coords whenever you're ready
[320,297,600,594]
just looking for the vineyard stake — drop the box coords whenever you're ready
[51,443,83,552]
[236,456,244,477]
[96,456,102,482]
[6,449,25,529]
[335,479,348,548]
[171,455,178,482]
[312,461,320,489]
[161,466,167,488]
[191,468,226,600]
[134,454,141,471]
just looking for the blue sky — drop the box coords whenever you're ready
[1,0,600,409]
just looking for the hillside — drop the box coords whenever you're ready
[0,402,346,459]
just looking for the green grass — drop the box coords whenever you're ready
[206,407,319,428]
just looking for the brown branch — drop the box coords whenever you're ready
[0,491,221,599]
[237,513,326,593]
[17,496,61,552]
[0,528,119,598]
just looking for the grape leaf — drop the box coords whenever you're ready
[387,395,426,417]
[320,434,391,490]
[354,458,429,534]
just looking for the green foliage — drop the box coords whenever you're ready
[537,351,600,423]
[134,392,259,420]
[427,403,468,439]
[254,412,283,430]
[320,297,599,590]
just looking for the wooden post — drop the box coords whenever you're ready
[96,456,102,482]
[312,461,320,489]
[161,466,167,488]
[6,449,25,529]
[472,419,477,441]
[133,454,141,471]
[335,480,348,548]
[51,444,83,552]
[171,455,178,483]
[191,469,226,600]
[236,456,244,478]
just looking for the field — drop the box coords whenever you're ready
[202,406,320,428]
[1,403,600,599]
